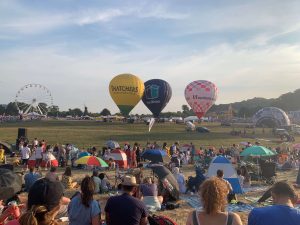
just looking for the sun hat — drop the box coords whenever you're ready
[28,178,64,211]
[122,176,138,186]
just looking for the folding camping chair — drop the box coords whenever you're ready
[260,162,276,185]
[114,166,135,188]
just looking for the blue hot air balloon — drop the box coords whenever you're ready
[142,79,172,118]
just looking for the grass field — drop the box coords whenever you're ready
[1,120,298,149]
[1,120,299,225]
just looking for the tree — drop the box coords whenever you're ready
[182,105,190,112]
[47,105,59,117]
[5,102,18,116]
[67,108,83,117]
[100,108,111,116]
[0,105,6,115]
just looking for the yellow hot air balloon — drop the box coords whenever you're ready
[109,74,145,116]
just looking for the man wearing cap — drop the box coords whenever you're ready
[248,181,300,225]
[5,178,68,225]
[105,176,148,225]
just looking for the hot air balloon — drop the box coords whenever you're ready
[184,80,218,119]
[142,79,172,118]
[109,74,144,116]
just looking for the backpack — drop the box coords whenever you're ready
[148,214,178,225]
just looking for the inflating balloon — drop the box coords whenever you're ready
[109,74,144,116]
[184,80,218,119]
[142,79,172,118]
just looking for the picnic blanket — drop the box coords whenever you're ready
[243,186,268,193]
[181,196,254,212]
[245,196,300,210]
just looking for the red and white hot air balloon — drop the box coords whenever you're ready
[184,80,218,119]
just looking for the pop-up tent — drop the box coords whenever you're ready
[108,149,127,168]
[0,141,12,154]
[207,156,243,194]
[28,153,58,168]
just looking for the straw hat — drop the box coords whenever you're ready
[122,176,138,186]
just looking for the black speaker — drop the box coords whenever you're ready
[17,128,27,139]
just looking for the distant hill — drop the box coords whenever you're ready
[209,89,300,117]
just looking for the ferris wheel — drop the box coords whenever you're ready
[15,84,53,116]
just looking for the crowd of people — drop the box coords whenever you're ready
[0,137,300,225]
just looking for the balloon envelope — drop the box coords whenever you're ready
[184,80,218,119]
[142,79,172,117]
[109,74,145,116]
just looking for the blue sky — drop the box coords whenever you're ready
[0,0,300,114]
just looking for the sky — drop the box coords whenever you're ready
[0,0,300,114]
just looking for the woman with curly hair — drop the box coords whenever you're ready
[186,177,243,225]
[68,176,101,225]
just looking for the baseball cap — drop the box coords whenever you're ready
[28,178,64,211]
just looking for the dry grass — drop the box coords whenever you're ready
[35,166,299,225]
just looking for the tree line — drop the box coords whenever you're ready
[1,88,299,118]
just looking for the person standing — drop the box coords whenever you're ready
[32,138,38,147]
[35,142,43,168]
[58,145,66,167]
[248,182,300,225]
[43,146,52,170]
[190,142,195,164]
[65,144,71,166]
[20,142,30,170]
[105,176,148,225]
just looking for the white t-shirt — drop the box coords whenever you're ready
[33,140,38,146]
[21,147,31,159]
[35,147,43,159]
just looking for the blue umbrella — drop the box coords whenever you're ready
[78,152,90,158]
[142,149,170,163]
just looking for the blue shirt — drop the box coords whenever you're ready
[105,193,148,225]
[248,205,300,225]
[24,172,41,191]
[68,195,101,225]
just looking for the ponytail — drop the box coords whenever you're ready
[19,205,58,225]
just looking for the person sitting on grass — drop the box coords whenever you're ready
[248,181,300,225]
[99,173,110,193]
[105,176,148,225]
[138,177,163,211]
[92,170,102,194]
[5,178,65,225]
[61,166,77,189]
[186,177,243,225]
[68,176,101,225]
[24,167,42,191]
[45,166,59,182]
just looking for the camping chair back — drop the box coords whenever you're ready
[260,162,276,178]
